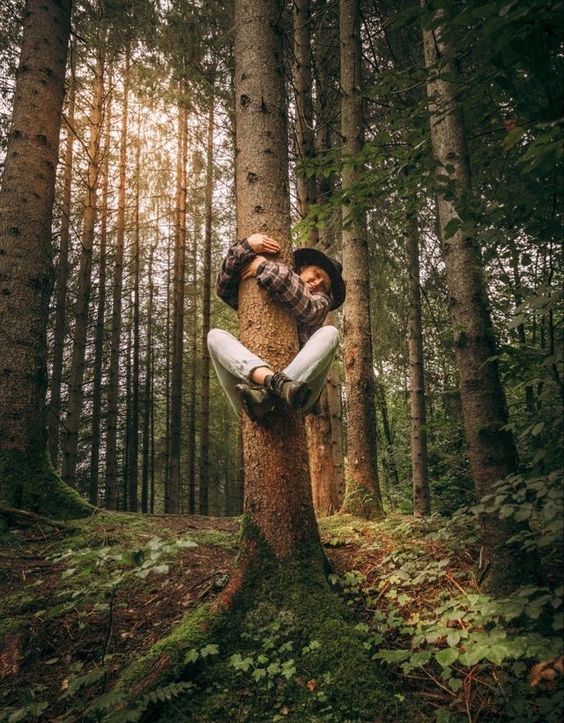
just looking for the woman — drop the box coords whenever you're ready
[208,233,346,422]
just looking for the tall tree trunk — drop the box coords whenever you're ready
[307,361,344,514]
[163,233,172,507]
[89,68,112,506]
[141,244,155,514]
[128,111,141,512]
[124,288,133,510]
[407,219,431,515]
[49,76,75,469]
[340,0,383,518]
[0,0,88,517]
[199,96,214,515]
[106,48,130,510]
[296,0,344,515]
[150,343,156,514]
[61,46,105,488]
[422,5,537,592]
[293,0,318,243]
[166,97,187,514]
[232,0,322,566]
[508,242,535,415]
[374,368,400,504]
[189,208,199,514]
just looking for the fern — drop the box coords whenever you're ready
[103,681,195,723]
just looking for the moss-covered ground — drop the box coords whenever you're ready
[0,449,92,528]
[0,511,561,722]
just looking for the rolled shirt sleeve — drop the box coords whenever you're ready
[255,260,331,328]
[216,238,256,310]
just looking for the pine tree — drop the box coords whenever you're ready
[422,3,539,591]
[106,48,130,509]
[340,0,383,518]
[0,0,89,518]
[61,45,106,488]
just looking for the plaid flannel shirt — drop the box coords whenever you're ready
[216,238,331,346]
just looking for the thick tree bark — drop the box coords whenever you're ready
[233,0,323,562]
[0,0,88,517]
[49,78,75,469]
[89,70,112,506]
[166,98,187,514]
[0,0,73,454]
[422,6,537,591]
[199,96,214,515]
[106,49,130,510]
[307,363,344,515]
[407,219,431,515]
[339,0,383,518]
[61,47,105,488]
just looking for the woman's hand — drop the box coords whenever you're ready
[241,256,267,280]
[246,233,280,255]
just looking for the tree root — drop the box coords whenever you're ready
[0,505,76,530]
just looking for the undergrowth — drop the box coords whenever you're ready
[1,509,562,722]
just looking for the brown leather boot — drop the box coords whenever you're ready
[265,372,312,409]
[235,383,275,422]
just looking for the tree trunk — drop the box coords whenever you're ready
[166,97,187,514]
[49,77,75,470]
[124,288,133,510]
[293,0,318,243]
[374,369,399,506]
[422,5,537,592]
[199,95,214,516]
[0,0,88,518]
[150,343,156,514]
[407,218,431,515]
[232,0,322,564]
[296,0,344,515]
[89,68,112,506]
[128,111,141,513]
[61,46,105,488]
[307,374,344,515]
[340,0,383,518]
[106,48,130,510]
[163,235,172,508]
[141,244,154,515]
[189,206,199,514]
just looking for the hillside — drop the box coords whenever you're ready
[1,511,561,722]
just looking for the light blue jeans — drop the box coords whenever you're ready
[207,326,339,415]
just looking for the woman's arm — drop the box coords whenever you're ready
[216,238,256,309]
[254,260,331,326]
[217,234,281,309]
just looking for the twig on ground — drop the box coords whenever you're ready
[445,572,468,596]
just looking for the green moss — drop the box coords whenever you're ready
[115,603,217,695]
[1,589,40,617]
[117,519,404,722]
[182,528,239,549]
[0,615,28,638]
[0,449,92,523]
[318,513,368,546]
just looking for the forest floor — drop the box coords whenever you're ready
[0,510,561,722]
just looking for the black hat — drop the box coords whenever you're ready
[293,247,346,310]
